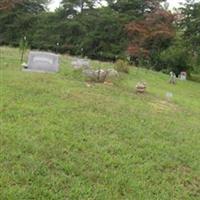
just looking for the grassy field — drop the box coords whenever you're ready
[0,46,200,200]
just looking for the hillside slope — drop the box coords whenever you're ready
[0,47,200,200]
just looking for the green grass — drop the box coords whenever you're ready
[0,46,200,200]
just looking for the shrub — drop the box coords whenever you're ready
[114,59,129,73]
[159,46,191,74]
[189,74,200,83]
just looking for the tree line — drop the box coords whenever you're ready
[0,0,199,74]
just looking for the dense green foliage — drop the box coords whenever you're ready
[180,0,200,73]
[0,0,199,73]
[1,46,200,199]
[159,36,191,74]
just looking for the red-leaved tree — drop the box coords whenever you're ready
[0,0,23,10]
[126,6,175,65]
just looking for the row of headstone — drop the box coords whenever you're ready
[22,50,187,102]
[23,52,92,73]
[169,71,187,84]
[22,52,118,83]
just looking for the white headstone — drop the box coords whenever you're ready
[26,51,59,72]
[180,72,187,81]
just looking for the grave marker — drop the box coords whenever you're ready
[24,51,59,73]
[180,71,187,80]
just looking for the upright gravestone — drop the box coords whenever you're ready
[169,71,176,84]
[25,51,59,73]
[180,71,187,80]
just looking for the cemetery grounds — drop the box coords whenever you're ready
[0,47,200,199]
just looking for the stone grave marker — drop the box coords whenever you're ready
[165,92,173,101]
[169,71,176,84]
[24,51,59,73]
[180,71,187,80]
[71,58,90,70]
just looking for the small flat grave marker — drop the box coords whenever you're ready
[24,51,59,73]
[71,58,90,70]
[165,92,173,101]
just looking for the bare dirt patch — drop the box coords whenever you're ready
[149,100,179,113]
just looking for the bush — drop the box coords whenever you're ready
[191,55,200,74]
[114,59,129,73]
[158,40,191,75]
[189,74,200,83]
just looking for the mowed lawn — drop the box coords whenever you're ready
[0,47,200,200]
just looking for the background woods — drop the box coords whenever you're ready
[0,0,199,74]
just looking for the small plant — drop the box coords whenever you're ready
[114,59,129,73]
[19,36,28,63]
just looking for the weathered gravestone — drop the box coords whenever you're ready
[106,69,119,81]
[83,69,105,82]
[83,68,119,83]
[25,51,59,73]
[169,71,176,84]
[71,58,90,70]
